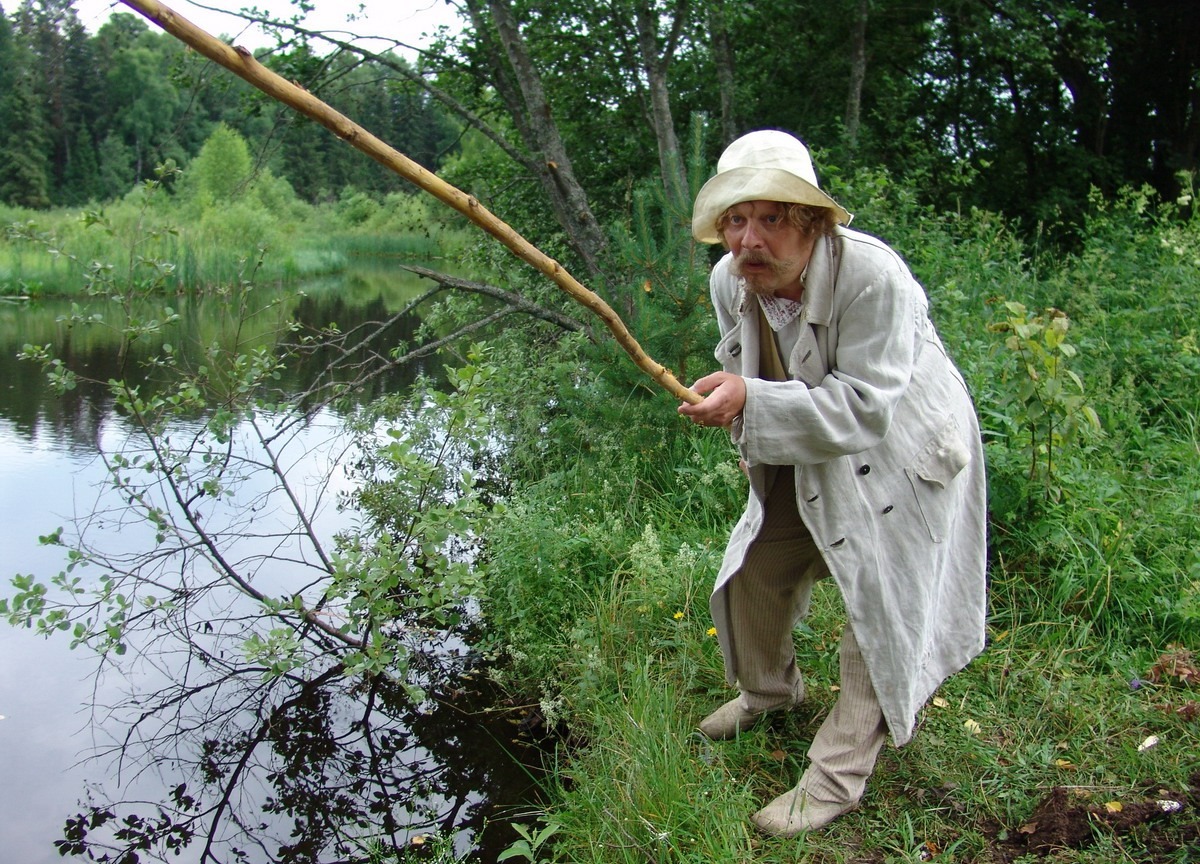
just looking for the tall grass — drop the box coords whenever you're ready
[1,185,462,297]
[469,180,1200,862]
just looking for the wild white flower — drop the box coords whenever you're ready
[539,692,566,728]
[675,542,700,570]
[629,523,663,576]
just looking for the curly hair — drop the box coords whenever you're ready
[715,202,838,243]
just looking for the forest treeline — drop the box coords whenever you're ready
[0,0,459,208]
[1,0,1197,249]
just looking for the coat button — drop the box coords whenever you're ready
[730,343,742,357]
[858,464,871,475]
[882,504,894,514]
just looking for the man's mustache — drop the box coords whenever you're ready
[733,250,789,276]
[738,250,776,267]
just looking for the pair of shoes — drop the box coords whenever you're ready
[698,680,805,741]
[750,785,857,836]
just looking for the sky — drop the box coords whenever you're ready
[72,0,465,61]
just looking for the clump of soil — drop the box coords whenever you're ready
[991,774,1198,862]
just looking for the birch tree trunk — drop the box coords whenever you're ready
[708,0,739,145]
[465,0,609,282]
[633,1,688,211]
[845,0,869,147]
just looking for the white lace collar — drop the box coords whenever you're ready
[758,292,805,330]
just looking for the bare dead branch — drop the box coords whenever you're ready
[401,264,592,336]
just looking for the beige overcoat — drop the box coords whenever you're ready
[709,225,987,746]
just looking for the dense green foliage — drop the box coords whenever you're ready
[3,2,1198,241]
[424,0,1199,243]
[2,1,1198,861]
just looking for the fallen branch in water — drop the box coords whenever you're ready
[118,0,703,405]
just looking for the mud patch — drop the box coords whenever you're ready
[991,774,1199,862]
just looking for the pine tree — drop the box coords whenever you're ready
[0,66,53,208]
[97,132,135,200]
[0,7,51,208]
[63,124,101,204]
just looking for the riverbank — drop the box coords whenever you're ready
[469,190,1200,863]
[0,185,465,298]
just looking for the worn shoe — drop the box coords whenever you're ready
[698,681,805,741]
[750,785,857,836]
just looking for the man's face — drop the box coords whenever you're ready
[722,201,815,301]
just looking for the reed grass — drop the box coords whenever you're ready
[1,194,460,298]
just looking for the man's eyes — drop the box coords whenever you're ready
[727,212,784,230]
[730,215,780,225]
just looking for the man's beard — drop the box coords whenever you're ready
[731,249,801,297]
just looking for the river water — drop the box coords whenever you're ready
[0,262,540,863]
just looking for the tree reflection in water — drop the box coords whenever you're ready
[58,632,544,863]
[7,288,546,864]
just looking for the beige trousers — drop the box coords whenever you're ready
[726,468,889,804]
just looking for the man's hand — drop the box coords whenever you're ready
[678,372,747,428]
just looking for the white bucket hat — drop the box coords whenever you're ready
[691,130,851,244]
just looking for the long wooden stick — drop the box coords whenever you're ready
[119,0,702,405]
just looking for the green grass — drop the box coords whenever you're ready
[487,568,1198,863]
[0,188,465,297]
[467,186,1200,864]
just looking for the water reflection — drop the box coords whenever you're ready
[54,623,541,863]
[0,263,540,863]
[0,269,439,452]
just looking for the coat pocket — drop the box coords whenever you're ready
[904,415,972,543]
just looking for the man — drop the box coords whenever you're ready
[678,130,987,836]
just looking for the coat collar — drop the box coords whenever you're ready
[800,230,839,327]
